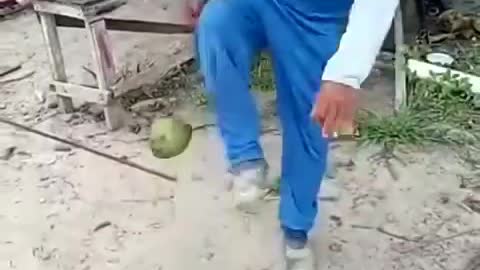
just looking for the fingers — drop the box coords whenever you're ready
[314,98,355,139]
[311,83,358,139]
[311,93,338,138]
[322,101,338,138]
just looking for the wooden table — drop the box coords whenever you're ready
[33,0,194,130]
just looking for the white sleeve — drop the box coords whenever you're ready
[321,0,399,89]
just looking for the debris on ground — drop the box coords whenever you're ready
[0,64,21,77]
[93,221,112,232]
[0,146,16,160]
[463,194,480,214]
[0,70,34,84]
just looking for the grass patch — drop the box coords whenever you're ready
[356,71,480,179]
[251,53,275,92]
[358,71,480,149]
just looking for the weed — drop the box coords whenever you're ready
[251,53,275,92]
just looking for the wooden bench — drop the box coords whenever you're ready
[33,0,194,130]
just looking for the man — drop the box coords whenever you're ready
[194,0,399,268]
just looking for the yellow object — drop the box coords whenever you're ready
[149,118,193,159]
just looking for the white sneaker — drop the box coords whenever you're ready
[229,162,268,212]
[284,245,314,270]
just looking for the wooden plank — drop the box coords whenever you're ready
[34,1,85,19]
[85,19,111,90]
[51,81,112,104]
[394,6,407,111]
[94,19,116,81]
[103,17,193,33]
[55,15,193,34]
[47,0,106,5]
[103,99,125,131]
[38,12,75,113]
[34,0,127,19]
[85,19,123,130]
[81,0,126,17]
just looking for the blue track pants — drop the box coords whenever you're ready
[196,0,350,232]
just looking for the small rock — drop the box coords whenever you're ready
[328,242,342,253]
[32,245,57,261]
[47,100,59,109]
[128,123,141,134]
[130,98,166,113]
[39,198,46,204]
[0,103,6,110]
[329,215,343,227]
[79,253,89,264]
[439,194,450,204]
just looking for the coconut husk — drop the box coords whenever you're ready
[438,9,471,33]
[436,9,480,41]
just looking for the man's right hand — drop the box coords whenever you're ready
[311,81,358,139]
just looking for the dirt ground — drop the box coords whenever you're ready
[2,3,480,270]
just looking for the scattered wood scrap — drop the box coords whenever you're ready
[463,194,480,214]
[0,64,21,77]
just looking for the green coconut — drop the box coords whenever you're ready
[149,118,193,159]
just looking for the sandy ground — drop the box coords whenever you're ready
[2,3,480,270]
